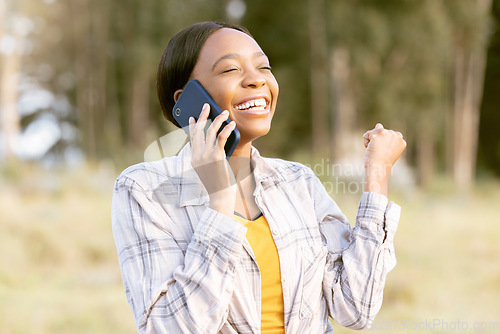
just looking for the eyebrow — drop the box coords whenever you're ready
[211,51,268,71]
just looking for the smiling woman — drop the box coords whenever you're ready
[111,21,407,334]
[185,27,278,148]
[156,22,252,127]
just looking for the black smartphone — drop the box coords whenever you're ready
[172,80,240,158]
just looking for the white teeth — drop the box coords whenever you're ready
[235,98,267,110]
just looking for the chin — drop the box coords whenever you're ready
[239,126,271,143]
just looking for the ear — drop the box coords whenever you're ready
[173,89,183,103]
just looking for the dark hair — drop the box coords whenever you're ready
[156,21,252,127]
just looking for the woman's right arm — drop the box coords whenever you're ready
[112,175,246,333]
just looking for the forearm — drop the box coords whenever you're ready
[364,164,391,197]
[324,193,400,329]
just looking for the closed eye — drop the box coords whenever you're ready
[222,68,238,73]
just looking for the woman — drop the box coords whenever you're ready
[112,21,406,334]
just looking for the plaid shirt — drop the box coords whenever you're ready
[111,143,400,334]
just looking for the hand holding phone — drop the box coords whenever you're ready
[172,80,241,158]
[176,83,239,218]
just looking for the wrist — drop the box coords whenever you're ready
[209,192,236,218]
[364,164,391,197]
[364,161,392,173]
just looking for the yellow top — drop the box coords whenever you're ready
[234,213,285,334]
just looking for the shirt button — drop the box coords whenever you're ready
[281,278,286,284]
[272,229,278,236]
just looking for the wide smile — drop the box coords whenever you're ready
[233,97,270,115]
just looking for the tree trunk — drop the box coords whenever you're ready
[452,0,492,190]
[330,47,357,163]
[0,2,22,160]
[308,0,329,159]
[69,0,110,161]
[128,68,151,149]
[70,0,94,160]
[90,0,109,158]
[417,129,435,186]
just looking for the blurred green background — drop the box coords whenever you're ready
[1,0,500,333]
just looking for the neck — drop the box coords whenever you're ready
[228,141,253,181]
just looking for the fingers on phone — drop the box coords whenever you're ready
[190,105,235,153]
[190,103,210,144]
[200,103,210,116]
[205,109,229,141]
[204,110,227,145]
[217,121,236,150]
[212,110,229,128]
[188,116,195,138]
[196,104,209,130]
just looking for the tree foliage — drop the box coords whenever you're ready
[1,0,498,186]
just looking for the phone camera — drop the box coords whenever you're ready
[175,108,181,116]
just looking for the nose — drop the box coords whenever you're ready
[242,69,266,89]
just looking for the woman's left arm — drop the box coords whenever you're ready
[318,191,401,330]
[314,124,406,329]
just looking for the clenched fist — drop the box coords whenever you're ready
[363,123,407,169]
[362,123,407,197]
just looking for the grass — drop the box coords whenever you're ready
[0,161,136,333]
[331,180,500,334]
[1,161,499,333]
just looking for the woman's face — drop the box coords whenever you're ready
[188,28,279,143]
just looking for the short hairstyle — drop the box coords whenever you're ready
[156,21,252,127]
